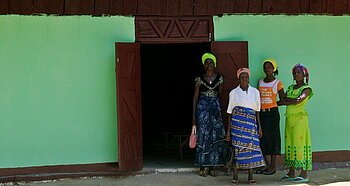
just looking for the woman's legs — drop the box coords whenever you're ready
[270,155,276,170]
[232,165,238,181]
[287,166,296,177]
[291,168,309,182]
[278,166,295,181]
[248,168,254,180]
[230,167,239,184]
[208,166,217,177]
[248,169,256,184]
[299,168,308,178]
[256,155,268,173]
[263,155,277,174]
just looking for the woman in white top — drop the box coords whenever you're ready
[225,68,265,185]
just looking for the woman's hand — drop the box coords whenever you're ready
[192,125,197,134]
[225,133,231,141]
[258,128,263,138]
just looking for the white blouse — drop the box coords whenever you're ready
[227,85,261,113]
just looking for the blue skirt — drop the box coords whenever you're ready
[230,106,265,169]
[195,95,226,166]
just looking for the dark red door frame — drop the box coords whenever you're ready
[116,43,143,171]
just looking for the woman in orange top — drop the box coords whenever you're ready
[257,59,285,175]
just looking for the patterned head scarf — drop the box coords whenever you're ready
[202,53,217,67]
[262,58,278,72]
[293,63,309,83]
[237,68,250,78]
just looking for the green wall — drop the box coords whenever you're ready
[0,15,134,168]
[1,14,349,169]
[214,15,350,152]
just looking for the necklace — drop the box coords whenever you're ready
[205,76,215,84]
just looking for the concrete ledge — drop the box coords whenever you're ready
[1,150,349,183]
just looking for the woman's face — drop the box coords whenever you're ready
[204,59,215,71]
[293,67,304,82]
[239,72,249,86]
[263,62,274,76]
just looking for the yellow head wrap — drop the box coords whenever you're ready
[262,58,278,72]
[202,53,217,67]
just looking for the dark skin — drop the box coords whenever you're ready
[277,67,311,181]
[192,58,223,176]
[225,72,262,184]
[259,62,285,173]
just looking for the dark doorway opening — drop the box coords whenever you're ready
[141,43,211,167]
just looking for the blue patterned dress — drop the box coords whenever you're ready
[194,75,226,166]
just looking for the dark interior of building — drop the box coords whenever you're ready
[141,43,211,164]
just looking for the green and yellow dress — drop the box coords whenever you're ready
[285,85,313,170]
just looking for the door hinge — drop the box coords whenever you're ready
[209,33,212,41]
[117,57,120,62]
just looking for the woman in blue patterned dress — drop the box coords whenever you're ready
[192,53,226,177]
[226,68,265,184]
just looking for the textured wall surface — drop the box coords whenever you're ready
[215,14,350,152]
[0,15,134,168]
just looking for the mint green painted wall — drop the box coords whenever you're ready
[214,15,350,152]
[0,15,134,168]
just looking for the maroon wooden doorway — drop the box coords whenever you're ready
[141,43,211,164]
[116,41,248,171]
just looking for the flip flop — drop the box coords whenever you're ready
[255,168,267,174]
[292,176,310,183]
[209,169,217,177]
[230,179,239,185]
[278,175,294,181]
[248,179,256,185]
[198,170,207,177]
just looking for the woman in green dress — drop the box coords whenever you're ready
[277,63,313,183]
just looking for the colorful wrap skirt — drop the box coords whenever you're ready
[195,94,226,166]
[230,106,265,169]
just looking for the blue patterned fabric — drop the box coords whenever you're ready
[231,106,265,169]
[195,94,226,166]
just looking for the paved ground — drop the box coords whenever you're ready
[16,167,350,186]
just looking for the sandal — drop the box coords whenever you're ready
[278,174,294,181]
[209,169,217,177]
[292,176,309,183]
[248,179,256,185]
[255,167,267,174]
[198,169,207,177]
[230,179,239,185]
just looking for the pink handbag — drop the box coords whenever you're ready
[189,131,196,148]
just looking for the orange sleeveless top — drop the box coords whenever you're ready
[258,79,284,110]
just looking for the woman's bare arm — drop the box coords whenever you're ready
[278,88,311,106]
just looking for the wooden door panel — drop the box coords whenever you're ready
[211,41,248,129]
[116,43,143,171]
[135,16,213,43]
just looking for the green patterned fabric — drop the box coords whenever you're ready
[284,85,313,170]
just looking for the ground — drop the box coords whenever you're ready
[11,167,350,186]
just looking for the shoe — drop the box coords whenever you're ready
[262,169,276,175]
[208,169,217,177]
[255,168,267,174]
[198,169,207,177]
[230,179,239,185]
[248,179,256,185]
[292,176,309,183]
[278,175,294,181]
